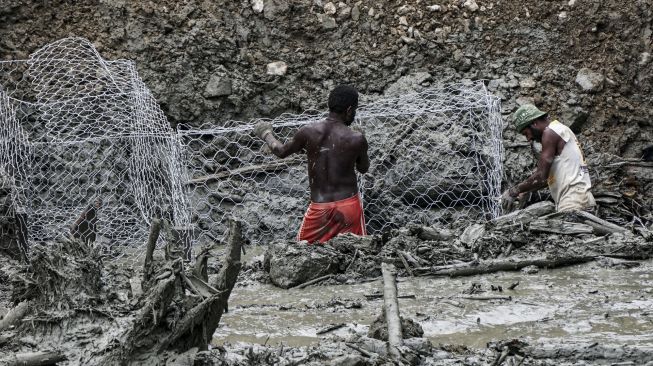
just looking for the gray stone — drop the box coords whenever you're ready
[263,0,289,19]
[463,0,479,12]
[575,68,604,92]
[404,337,433,353]
[323,2,336,15]
[397,5,414,15]
[401,36,415,44]
[427,5,441,12]
[519,77,537,89]
[338,6,351,19]
[460,223,485,246]
[640,52,651,66]
[328,355,366,366]
[266,242,345,288]
[351,5,360,20]
[204,75,232,97]
[251,0,264,13]
[266,61,288,76]
[521,265,539,274]
[318,14,338,29]
[384,72,433,96]
[487,78,503,91]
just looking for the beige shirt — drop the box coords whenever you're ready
[547,121,595,212]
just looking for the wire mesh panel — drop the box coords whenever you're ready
[180,81,503,246]
[0,38,189,259]
[1,37,502,255]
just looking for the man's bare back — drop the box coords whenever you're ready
[296,118,368,202]
[254,87,369,203]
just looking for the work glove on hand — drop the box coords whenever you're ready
[501,188,518,213]
[254,122,273,140]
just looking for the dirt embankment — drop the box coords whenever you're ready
[1,1,651,156]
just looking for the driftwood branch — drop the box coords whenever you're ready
[416,256,596,277]
[187,156,302,184]
[143,218,161,284]
[517,342,653,363]
[0,301,29,331]
[159,219,243,352]
[575,210,627,234]
[492,201,555,227]
[346,343,373,358]
[381,262,403,362]
[396,250,414,277]
[192,247,210,282]
[529,219,594,235]
[459,295,512,301]
[316,323,346,335]
[3,351,67,366]
[291,274,333,289]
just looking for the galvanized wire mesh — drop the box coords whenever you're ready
[179,81,503,246]
[1,37,502,256]
[0,38,189,258]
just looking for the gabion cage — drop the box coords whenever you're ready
[0,38,189,256]
[180,81,503,246]
[1,38,502,255]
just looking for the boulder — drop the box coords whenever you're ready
[204,75,232,97]
[251,0,264,13]
[266,61,288,76]
[575,68,604,92]
[463,0,479,12]
[266,242,345,288]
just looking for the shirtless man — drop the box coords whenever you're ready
[254,85,369,243]
[501,104,595,213]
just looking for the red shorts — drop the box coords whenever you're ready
[297,194,366,244]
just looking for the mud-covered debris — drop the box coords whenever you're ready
[368,312,424,341]
[265,241,346,289]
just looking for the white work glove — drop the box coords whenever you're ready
[254,122,273,140]
[501,188,518,213]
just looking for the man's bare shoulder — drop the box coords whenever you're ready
[542,127,563,145]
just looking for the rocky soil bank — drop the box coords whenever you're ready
[1,0,651,162]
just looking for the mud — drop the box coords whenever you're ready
[1,201,652,365]
[1,0,653,364]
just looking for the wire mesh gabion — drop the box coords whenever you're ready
[179,81,503,246]
[0,38,190,259]
[1,37,503,257]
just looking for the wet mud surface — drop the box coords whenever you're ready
[1,208,653,365]
[219,250,653,349]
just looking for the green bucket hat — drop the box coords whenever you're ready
[513,104,547,132]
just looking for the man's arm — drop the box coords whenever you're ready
[511,129,561,196]
[255,122,307,159]
[356,134,370,174]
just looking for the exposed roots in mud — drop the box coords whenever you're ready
[0,219,244,366]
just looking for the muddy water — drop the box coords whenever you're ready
[214,256,653,348]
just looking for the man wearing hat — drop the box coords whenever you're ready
[501,104,595,213]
